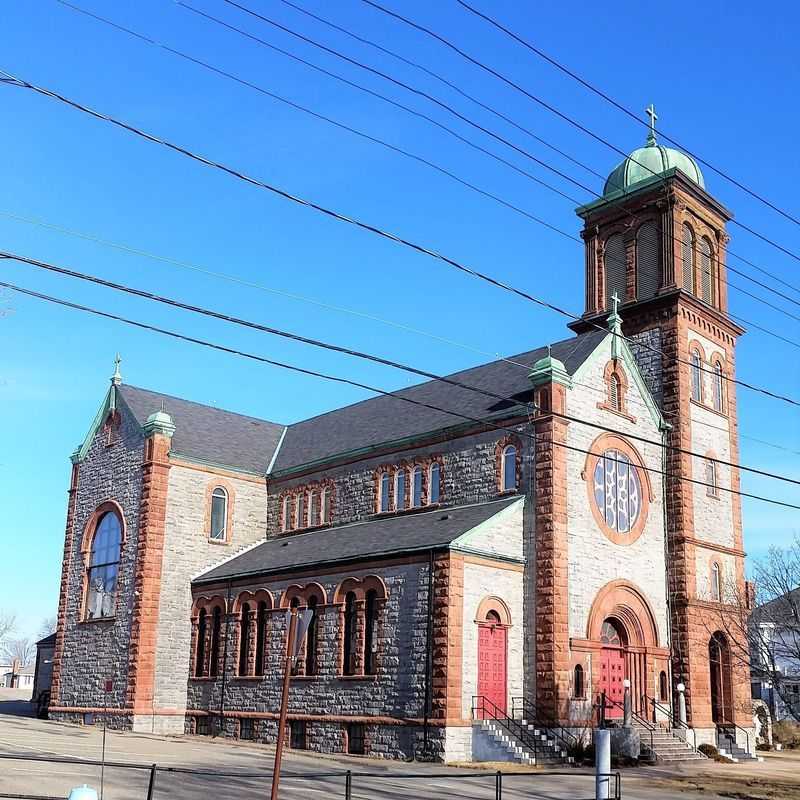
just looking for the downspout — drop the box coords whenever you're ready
[218,579,233,737]
[660,422,677,711]
[422,548,435,758]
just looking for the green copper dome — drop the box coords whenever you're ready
[603,106,704,196]
[604,139,704,197]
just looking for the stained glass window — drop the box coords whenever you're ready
[210,487,227,540]
[600,618,625,646]
[86,511,121,619]
[593,450,642,534]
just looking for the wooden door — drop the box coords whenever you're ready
[600,647,626,717]
[477,623,507,719]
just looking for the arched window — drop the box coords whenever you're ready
[309,490,319,527]
[681,223,695,293]
[690,349,703,403]
[699,238,714,305]
[305,596,318,676]
[210,487,228,541]
[609,373,622,412]
[713,361,724,412]
[281,496,290,532]
[254,601,268,676]
[429,462,441,504]
[86,511,122,620]
[379,472,390,513]
[711,563,722,602]
[364,589,378,675]
[296,493,306,530]
[320,487,331,524]
[394,469,406,511]
[502,444,517,492]
[604,233,626,308]
[659,670,668,702]
[636,221,660,300]
[412,466,423,508]
[209,606,222,678]
[195,608,207,677]
[343,592,358,676]
[238,603,251,676]
[706,458,718,497]
[574,664,585,699]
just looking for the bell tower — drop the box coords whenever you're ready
[571,109,752,744]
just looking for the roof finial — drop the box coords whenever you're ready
[645,103,658,146]
[608,292,623,358]
[547,344,552,358]
[111,353,122,386]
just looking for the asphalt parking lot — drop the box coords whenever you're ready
[0,690,752,800]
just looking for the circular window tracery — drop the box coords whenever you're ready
[592,449,642,533]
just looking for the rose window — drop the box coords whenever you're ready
[593,449,642,534]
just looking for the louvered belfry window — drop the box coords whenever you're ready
[636,221,660,299]
[699,237,714,305]
[604,234,626,309]
[681,223,695,293]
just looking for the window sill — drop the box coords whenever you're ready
[497,489,519,497]
[337,674,378,682]
[689,398,728,420]
[373,504,441,519]
[232,676,265,682]
[278,522,332,536]
[290,675,319,681]
[189,676,221,682]
[596,401,637,425]
[79,616,116,626]
[207,536,231,546]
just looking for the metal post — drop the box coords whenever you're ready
[146,764,157,800]
[595,729,611,800]
[270,610,297,800]
[495,770,502,800]
[344,770,352,800]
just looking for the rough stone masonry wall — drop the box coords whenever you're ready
[187,561,436,759]
[150,464,268,732]
[267,426,533,535]
[53,406,144,722]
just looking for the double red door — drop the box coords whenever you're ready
[599,647,626,717]
[477,624,507,719]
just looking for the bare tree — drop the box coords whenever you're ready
[0,612,15,648]
[706,536,800,723]
[2,638,36,668]
[37,616,57,640]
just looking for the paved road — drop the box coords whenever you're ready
[0,699,748,800]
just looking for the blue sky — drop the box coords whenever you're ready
[1,0,798,640]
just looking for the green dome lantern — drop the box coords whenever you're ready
[603,104,704,197]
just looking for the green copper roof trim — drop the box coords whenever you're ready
[529,345,572,388]
[169,449,267,478]
[73,385,117,463]
[143,410,176,438]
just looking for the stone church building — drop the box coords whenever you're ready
[49,128,753,760]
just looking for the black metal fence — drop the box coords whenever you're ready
[0,752,621,800]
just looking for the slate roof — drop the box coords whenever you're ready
[272,330,605,471]
[118,385,285,475]
[36,633,57,648]
[195,496,522,584]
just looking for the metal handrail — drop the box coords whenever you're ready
[642,694,698,752]
[510,696,579,753]
[599,692,655,757]
[472,695,539,760]
[717,717,752,757]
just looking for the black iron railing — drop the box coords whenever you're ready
[642,693,698,753]
[510,696,579,755]
[472,695,539,761]
[0,751,622,800]
[717,719,751,757]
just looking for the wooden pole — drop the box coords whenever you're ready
[270,610,297,800]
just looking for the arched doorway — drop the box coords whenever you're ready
[709,632,733,724]
[599,618,627,717]
[477,610,507,718]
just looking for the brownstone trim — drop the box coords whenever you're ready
[475,595,512,627]
[203,479,236,544]
[585,579,662,648]
[495,434,522,493]
[582,433,653,546]
[703,450,720,499]
[168,457,264,483]
[678,537,745,558]
[460,554,524,572]
[597,360,637,423]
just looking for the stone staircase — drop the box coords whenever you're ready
[632,722,706,763]
[472,719,572,766]
[716,731,762,763]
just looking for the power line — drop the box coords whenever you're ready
[57,0,800,328]
[6,205,799,462]
[359,0,800,267]
[454,0,800,231]
[176,0,800,319]
[4,277,799,511]
[4,247,799,490]
[3,68,799,410]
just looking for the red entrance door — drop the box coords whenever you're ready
[599,618,627,718]
[477,618,507,719]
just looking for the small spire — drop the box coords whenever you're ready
[608,292,623,359]
[645,103,658,146]
[111,353,122,386]
[547,344,552,358]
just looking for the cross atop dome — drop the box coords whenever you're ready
[645,103,658,146]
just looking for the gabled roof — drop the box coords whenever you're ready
[118,385,285,475]
[272,330,606,472]
[194,496,522,584]
[36,633,57,648]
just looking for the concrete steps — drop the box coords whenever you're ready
[472,720,572,766]
[632,723,706,762]
[716,735,763,763]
